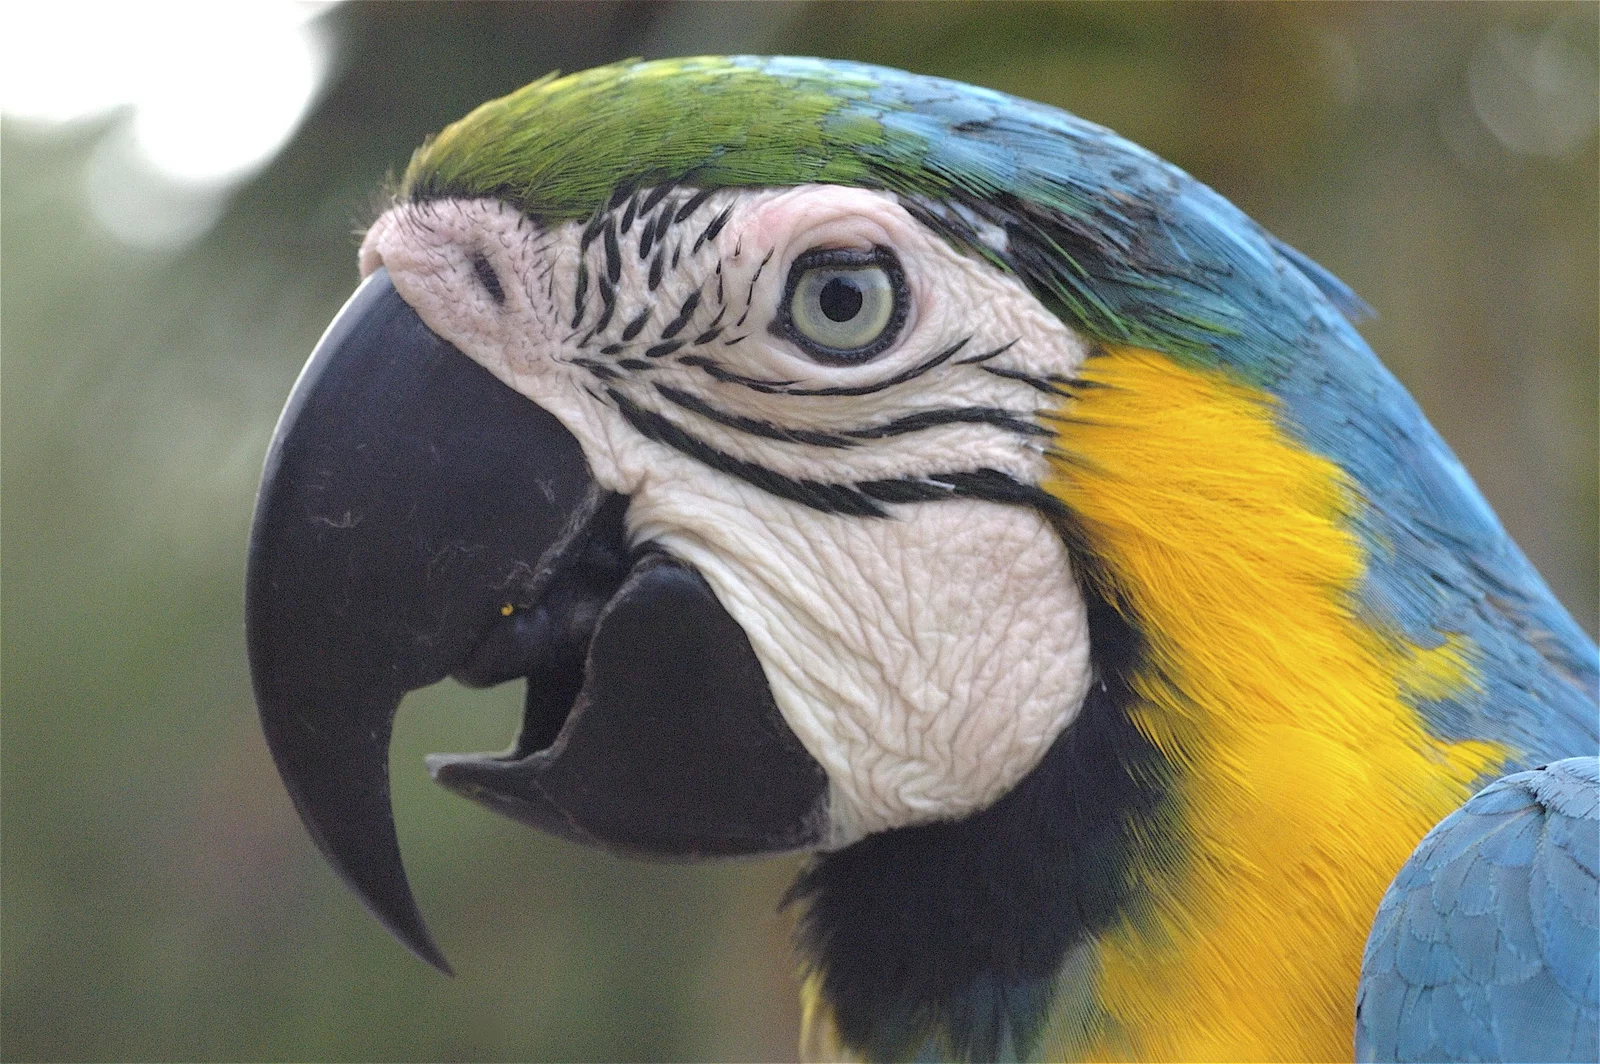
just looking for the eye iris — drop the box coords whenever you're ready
[778,247,906,363]
[819,277,863,322]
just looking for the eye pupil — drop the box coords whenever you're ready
[819,277,863,323]
[777,246,906,364]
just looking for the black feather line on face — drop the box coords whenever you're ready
[956,339,1018,365]
[735,247,774,329]
[660,290,701,340]
[620,308,651,342]
[570,259,588,328]
[928,469,1066,511]
[638,212,658,261]
[677,354,797,392]
[898,195,1009,261]
[843,406,1051,441]
[782,337,971,398]
[608,389,887,517]
[650,383,1042,449]
[571,357,620,381]
[592,275,617,335]
[639,181,675,217]
[674,338,972,398]
[571,188,726,358]
[654,209,675,255]
[644,338,685,359]
[675,187,714,223]
[980,364,1074,395]
[695,205,733,254]
[653,384,859,449]
[612,385,1059,523]
[603,219,622,285]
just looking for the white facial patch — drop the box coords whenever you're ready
[361,186,1096,845]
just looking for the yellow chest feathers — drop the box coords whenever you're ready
[1033,347,1504,1061]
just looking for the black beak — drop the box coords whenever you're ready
[247,269,828,973]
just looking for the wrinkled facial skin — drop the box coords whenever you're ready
[361,186,1095,846]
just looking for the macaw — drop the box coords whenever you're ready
[245,57,1598,1062]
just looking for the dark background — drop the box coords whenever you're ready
[3,4,1595,1060]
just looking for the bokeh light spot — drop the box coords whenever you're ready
[1469,18,1599,158]
[2,1,335,248]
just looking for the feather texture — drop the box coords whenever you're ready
[1356,758,1599,1063]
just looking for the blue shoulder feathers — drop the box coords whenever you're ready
[1357,758,1599,1063]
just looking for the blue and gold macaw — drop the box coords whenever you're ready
[245,58,1598,1061]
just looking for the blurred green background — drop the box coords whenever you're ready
[3,3,1595,1060]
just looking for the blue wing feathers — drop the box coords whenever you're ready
[1268,236,1375,322]
[1358,758,1600,1062]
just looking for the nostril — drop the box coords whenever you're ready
[470,250,506,306]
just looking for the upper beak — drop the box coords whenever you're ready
[246,269,828,972]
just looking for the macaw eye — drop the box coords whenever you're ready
[776,246,907,364]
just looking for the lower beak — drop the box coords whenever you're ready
[246,269,827,973]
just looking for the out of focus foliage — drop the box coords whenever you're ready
[2,4,1594,1060]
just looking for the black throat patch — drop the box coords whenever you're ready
[785,562,1171,1062]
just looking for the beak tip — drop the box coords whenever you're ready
[348,871,454,976]
[416,942,456,978]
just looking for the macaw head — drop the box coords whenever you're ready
[247,57,1593,998]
